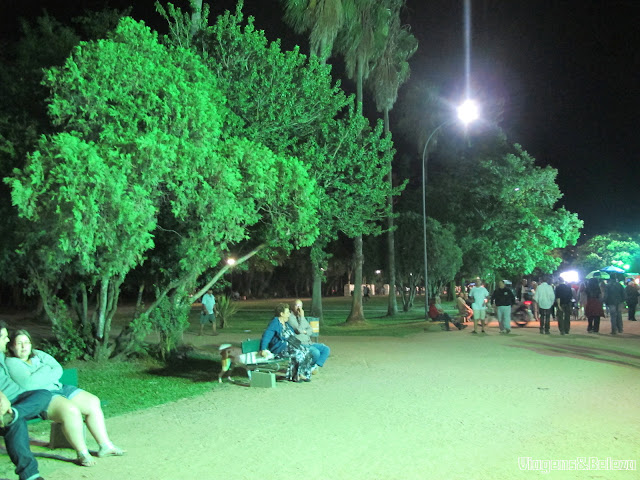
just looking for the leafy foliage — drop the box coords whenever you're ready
[394,212,462,309]
[574,233,640,275]
[7,17,319,358]
[428,143,582,279]
[215,295,239,328]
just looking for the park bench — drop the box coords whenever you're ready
[237,318,321,387]
[239,339,289,388]
[27,368,88,449]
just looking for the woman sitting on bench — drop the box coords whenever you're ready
[6,329,124,466]
[259,303,314,382]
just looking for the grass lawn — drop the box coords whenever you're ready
[60,295,436,416]
[16,295,438,444]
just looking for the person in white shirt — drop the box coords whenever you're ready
[534,275,555,334]
[200,290,217,336]
[469,281,490,334]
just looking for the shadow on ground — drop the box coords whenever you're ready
[509,336,640,369]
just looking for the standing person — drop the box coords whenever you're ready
[534,276,555,335]
[0,320,51,480]
[199,289,217,336]
[624,280,639,321]
[288,299,331,373]
[605,275,625,335]
[491,280,516,334]
[585,278,605,333]
[529,281,539,321]
[517,278,529,302]
[470,280,490,334]
[554,278,573,335]
[578,282,588,320]
[6,330,124,465]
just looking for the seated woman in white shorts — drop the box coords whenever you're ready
[6,329,124,466]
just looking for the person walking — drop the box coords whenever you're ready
[554,278,573,335]
[491,280,516,334]
[534,276,555,334]
[605,275,625,334]
[199,289,217,336]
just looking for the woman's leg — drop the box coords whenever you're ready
[47,396,95,466]
[70,391,123,457]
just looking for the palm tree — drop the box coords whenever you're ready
[281,0,346,62]
[367,1,417,316]
[337,0,392,324]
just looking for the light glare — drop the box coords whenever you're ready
[560,270,579,283]
[457,99,479,124]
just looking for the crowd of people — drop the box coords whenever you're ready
[0,320,124,480]
[439,273,637,336]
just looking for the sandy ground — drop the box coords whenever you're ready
[6,318,640,480]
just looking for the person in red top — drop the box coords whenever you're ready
[428,298,467,331]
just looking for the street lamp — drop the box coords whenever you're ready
[422,99,479,319]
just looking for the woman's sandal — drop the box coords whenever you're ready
[77,451,96,467]
[98,445,125,457]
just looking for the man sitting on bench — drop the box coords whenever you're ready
[287,300,330,374]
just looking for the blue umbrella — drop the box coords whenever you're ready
[600,265,625,273]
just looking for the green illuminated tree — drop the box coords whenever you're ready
[337,0,393,324]
[7,18,319,359]
[574,234,640,275]
[429,143,582,279]
[187,3,396,321]
[394,212,462,311]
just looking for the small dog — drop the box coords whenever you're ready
[218,344,243,383]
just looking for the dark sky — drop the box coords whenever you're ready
[2,0,639,236]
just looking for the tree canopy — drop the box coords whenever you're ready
[7,17,319,358]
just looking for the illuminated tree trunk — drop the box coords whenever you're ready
[384,108,398,316]
[346,55,366,324]
[346,235,365,324]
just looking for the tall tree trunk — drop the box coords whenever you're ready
[384,107,397,316]
[346,235,365,324]
[347,55,366,324]
[311,269,323,319]
[310,243,326,319]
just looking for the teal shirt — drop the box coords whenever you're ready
[0,352,26,402]
[5,350,64,392]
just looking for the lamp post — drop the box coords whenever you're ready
[422,99,479,319]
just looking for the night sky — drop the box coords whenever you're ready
[2,0,639,236]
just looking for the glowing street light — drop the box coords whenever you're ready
[422,99,479,319]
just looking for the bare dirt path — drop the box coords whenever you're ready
[26,320,640,479]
